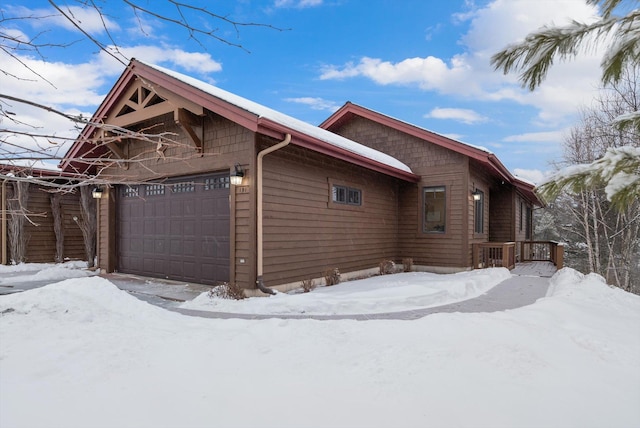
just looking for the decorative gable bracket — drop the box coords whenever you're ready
[96,129,129,170]
[174,108,204,155]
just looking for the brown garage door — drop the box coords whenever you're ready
[117,173,230,285]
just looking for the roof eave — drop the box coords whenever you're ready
[258,119,420,183]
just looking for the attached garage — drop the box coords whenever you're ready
[116,173,230,285]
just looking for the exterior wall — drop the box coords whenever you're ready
[515,193,532,243]
[97,110,256,286]
[468,161,493,266]
[489,184,514,242]
[7,184,84,263]
[332,116,471,268]
[260,142,400,286]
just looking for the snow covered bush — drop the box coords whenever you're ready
[301,279,316,293]
[379,260,396,275]
[323,268,341,286]
[208,282,245,300]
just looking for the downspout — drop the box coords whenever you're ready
[256,133,291,295]
[1,180,6,265]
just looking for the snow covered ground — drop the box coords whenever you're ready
[1,264,639,428]
[180,268,512,315]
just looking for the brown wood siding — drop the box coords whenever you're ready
[260,144,400,286]
[100,111,254,182]
[490,185,514,243]
[515,193,532,243]
[97,110,256,287]
[467,162,493,265]
[97,187,116,272]
[334,116,471,268]
[18,186,85,263]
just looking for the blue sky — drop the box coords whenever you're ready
[1,0,608,182]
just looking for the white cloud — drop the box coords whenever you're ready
[513,168,548,185]
[0,53,110,108]
[274,0,323,8]
[425,107,488,124]
[320,56,470,93]
[285,97,340,112]
[115,46,223,75]
[0,44,223,161]
[502,130,565,143]
[319,0,604,128]
[8,5,120,35]
[440,133,465,141]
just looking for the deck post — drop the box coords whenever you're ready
[472,244,480,269]
[556,244,564,269]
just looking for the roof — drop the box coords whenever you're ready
[62,60,419,183]
[320,102,543,206]
[1,162,83,180]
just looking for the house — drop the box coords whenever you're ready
[62,59,543,294]
[1,164,86,265]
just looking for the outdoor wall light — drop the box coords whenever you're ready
[230,164,244,186]
[472,190,482,201]
[92,187,104,199]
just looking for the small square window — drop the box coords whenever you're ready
[332,184,361,206]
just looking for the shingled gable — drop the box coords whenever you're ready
[320,102,542,206]
[62,59,419,183]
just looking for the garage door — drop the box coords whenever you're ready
[117,173,230,285]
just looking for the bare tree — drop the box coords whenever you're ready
[1,1,282,177]
[6,181,30,263]
[50,192,64,263]
[537,71,640,293]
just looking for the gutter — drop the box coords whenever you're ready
[255,133,291,295]
[1,179,6,265]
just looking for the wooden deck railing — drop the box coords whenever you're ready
[521,241,564,269]
[473,241,564,270]
[473,242,516,270]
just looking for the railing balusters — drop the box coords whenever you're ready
[473,241,562,270]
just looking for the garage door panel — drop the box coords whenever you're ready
[183,220,196,236]
[117,174,230,285]
[182,240,195,256]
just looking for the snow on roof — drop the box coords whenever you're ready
[1,159,62,174]
[141,61,413,174]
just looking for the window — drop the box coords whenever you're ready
[423,186,446,233]
[145,184,165,196]
[122,186,139,198]
[172,181,195,193]
[205,176,229,190]
[525,206,532,239]
[519,201,524,231]
[474,190,484,234]
[332,185,361,206]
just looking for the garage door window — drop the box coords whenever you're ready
[205,176,230,190]
[146,184,165,196]
[172,181,195,193]
[123,186,139,197]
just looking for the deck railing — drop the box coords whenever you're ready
[473,241,564,270]
[521,241,564,269]
[473,242,516,270]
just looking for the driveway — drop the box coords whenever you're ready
[2,263,554,320]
